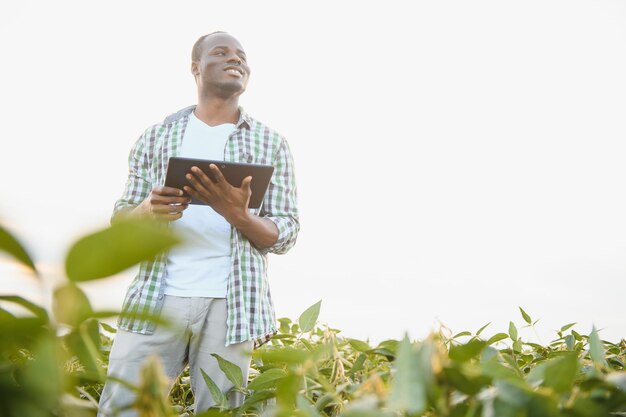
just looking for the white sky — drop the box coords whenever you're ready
[1,0,625,345]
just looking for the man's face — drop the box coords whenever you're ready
[192,33,250,98]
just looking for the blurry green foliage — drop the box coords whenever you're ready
[0,220,625,416]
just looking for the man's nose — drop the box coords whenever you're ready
[227,53,242,65]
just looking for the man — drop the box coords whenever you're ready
[98,31,299,416]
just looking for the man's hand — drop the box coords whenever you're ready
[183,164,251,225]
[132,186,190,221]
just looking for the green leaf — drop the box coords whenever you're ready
[486,333,509,345]
[518,307,532,325]
[589,326,608,367]
[347,338,371,352]
[99,321,117,333]
[210,353,244,389]
[449,340,486,362]
[65,319,104,381]
[528,353,579,393]
[560,322,576,332]
[542,353,579,393]
[193,409,230,417]
[453,331,472,339]
[53,283,93,326]
[298,299,321,333]
[200,368,226,408]
[388,334,426,415]
[247,368,287,391]
[508,321,518,341]
[476,322,491,336]
[348,353,367,378]
[0,295,48,321]
[0,224,37,274]
[296,394,322,417]
[65,219,180,282]
[443,364,490,395]
[253,345,311,364]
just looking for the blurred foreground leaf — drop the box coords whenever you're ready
[53,283,93,326]
[0,225,37,274]
[65,219,180,282]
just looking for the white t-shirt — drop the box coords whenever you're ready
[164,111,236,297]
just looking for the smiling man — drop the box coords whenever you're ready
[97,32,300,416]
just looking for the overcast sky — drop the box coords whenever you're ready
[1,0,625,345]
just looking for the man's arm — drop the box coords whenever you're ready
[112,129,189,224]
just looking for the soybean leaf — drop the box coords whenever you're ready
[210,353,243,389]
[348,353,367,378]
[589,326,608,367]
[542,353,579,393]
[53,282,93,326]
[200,368,226,408]
[65,219,180,282]
[519,307,532,325]
[296,394,322,417]
[298,299,321,333]
[476,322,491,337]
[508,322,518,341]
[347,338,372,353]
[0,295,48,321]
[487,333,509,345]
[0,224,37,274]
[65,319,104,382]
[99,321,117,334]
[253,346,311,364]
[193,409,230,417]
[561,323,577,332]
[247,368,287,391]
[388,334,426,415]
[449,340,486,362]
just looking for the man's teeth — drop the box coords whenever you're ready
[226,69,242,76]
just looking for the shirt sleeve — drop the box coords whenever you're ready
[257,137,300,255]
[111,130,152,224]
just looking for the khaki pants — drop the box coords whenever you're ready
[97,296,254,417]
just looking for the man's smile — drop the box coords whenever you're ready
[224,66,244,78]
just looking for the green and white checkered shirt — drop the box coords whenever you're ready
[112,105,299,349]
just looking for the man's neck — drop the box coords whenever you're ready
[194,96,240,127]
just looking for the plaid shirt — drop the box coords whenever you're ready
[112,105,299,349]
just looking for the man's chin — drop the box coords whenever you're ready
[205,81,246,99]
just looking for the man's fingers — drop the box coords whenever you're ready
[186,170,212,196]
[184,185,210,204]
[152,186,185,196]
[209,164,226,184]
[190,166,217,191]
[151,194,191,205]
[152,203,188,214]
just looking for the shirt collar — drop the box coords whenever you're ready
[163,104,252,129]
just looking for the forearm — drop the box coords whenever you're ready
[230,212,279,250]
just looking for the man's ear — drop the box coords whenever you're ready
[191,62,199,76]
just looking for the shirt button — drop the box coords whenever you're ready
[158,294,164,300]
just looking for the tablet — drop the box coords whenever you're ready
[164,157,274,209]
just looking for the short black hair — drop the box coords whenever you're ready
[191,31,226,62]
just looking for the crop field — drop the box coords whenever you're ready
[1,221,625,417]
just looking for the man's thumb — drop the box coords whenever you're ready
[242,176,252,192]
